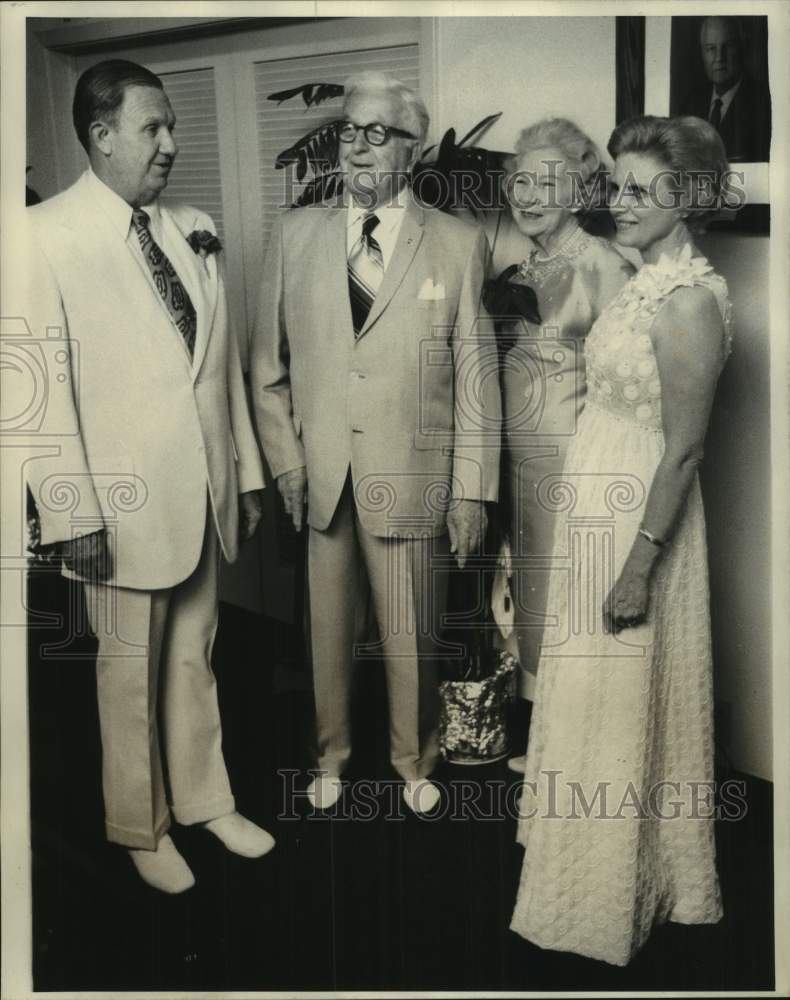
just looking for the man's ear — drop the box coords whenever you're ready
[89,120,113,156]
[407,141,422,173]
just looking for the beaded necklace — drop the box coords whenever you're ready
[517,223,591,287]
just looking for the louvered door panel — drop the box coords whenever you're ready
[158,66,225,238]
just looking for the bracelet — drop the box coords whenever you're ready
[638,526,666,548]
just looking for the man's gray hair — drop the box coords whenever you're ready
[342,70,429,143]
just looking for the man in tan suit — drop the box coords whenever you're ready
[24,60,274,891]
[252,72,500,813]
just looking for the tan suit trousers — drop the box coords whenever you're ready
[308,475,449,782]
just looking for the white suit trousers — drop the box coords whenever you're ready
[83,512,234,849]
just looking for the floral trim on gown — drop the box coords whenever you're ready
[510,245,732,966]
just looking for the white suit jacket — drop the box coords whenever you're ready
[251,196,501,537]
[22,171,264,590]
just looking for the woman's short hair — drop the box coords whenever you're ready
[73,59,164,153]
[607,114,729,232]
[511,117,602,182]
[506,117,605,214]
[342,70,429,143]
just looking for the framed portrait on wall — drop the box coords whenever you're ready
[617,15,771,233]
[669,15,771,164]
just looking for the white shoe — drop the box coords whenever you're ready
[402,779,441,814]
[202,812,275,858]
[306,775,343,810]
[128,834,195,894]
[507,754,527,773]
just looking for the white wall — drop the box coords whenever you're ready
[433,16,616,159]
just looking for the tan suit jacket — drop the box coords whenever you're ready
[22,172,264,590]
[251,196,500,536]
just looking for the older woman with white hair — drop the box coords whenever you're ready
[486,119,633,752]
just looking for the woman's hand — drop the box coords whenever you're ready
[239,489,263,544]
[603,562,650,634]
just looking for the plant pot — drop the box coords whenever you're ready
[439,651,517,765]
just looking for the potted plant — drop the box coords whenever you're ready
[267,82,505,211]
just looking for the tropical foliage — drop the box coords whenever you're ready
[267,83,506,212]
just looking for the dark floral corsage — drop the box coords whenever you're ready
[482,264,541,325]
[186,229,223,258]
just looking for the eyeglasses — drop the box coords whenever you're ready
[338,121,418,146]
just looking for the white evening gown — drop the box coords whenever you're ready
[510,245,731,966]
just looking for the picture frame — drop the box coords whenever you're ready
[615,15,771,233]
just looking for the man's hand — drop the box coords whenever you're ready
[239,490,263,544]
[277,466,307,532]
[61,530,112,581]
[447,499,487,568]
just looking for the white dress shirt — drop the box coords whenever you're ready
[346,192,409,272]
[709,78,742,123]
[85,169,201,355]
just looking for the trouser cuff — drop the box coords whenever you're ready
[171,794,235,826]
[105,813,171,850]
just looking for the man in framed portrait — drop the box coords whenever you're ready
[679,15,771,162]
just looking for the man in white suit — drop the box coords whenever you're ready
[252,72,500,813]
[24,60,273,892]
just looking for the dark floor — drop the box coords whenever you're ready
[28,568,774,993]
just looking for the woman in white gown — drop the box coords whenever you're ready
[510,115,732,966]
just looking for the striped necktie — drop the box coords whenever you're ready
[132,209,197,358]
[348,213,384,337]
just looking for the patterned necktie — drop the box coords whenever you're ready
[348,213,384,337]
[709,98,723,130]
[131,209,197,358]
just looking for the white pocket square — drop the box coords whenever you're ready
[418,278,446,301]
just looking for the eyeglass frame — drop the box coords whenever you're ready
[337,120,419,146]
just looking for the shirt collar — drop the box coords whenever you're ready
[346,186,411,233]
[86,168,162,238]
[711,78,742,107]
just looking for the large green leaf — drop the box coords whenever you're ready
[267,83,344,107]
